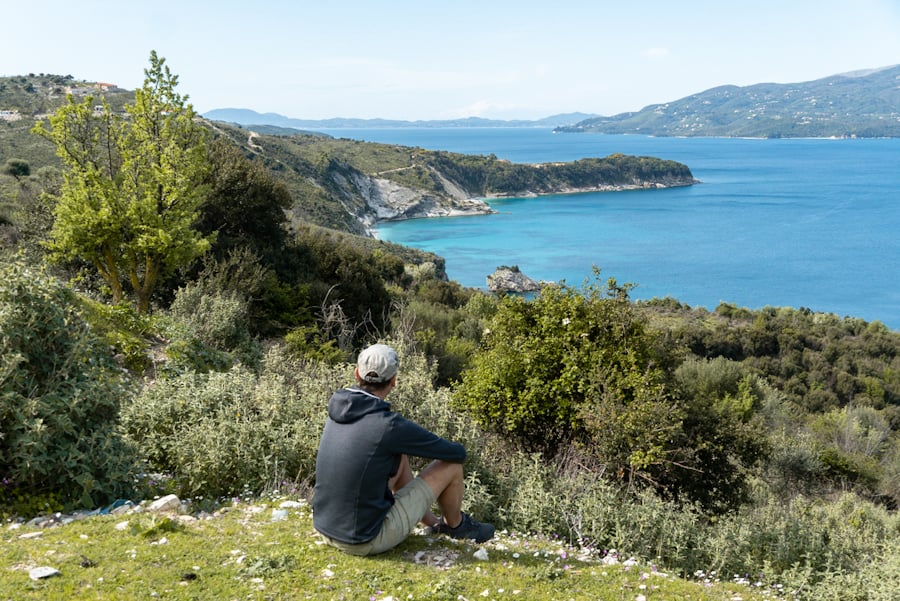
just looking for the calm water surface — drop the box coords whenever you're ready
[317,128,900,329]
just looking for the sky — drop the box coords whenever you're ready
[3,0,900,121]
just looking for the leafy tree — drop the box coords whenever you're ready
[33,51,211,313]
[199,138,291,262]
[1,159,30,180]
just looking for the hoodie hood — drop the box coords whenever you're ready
[327,387,390,424]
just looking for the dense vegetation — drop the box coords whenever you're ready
[2,55,900,598]
[424,151,694,195]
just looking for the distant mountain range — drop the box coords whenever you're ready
[558,65,900,138]
[205,65,900,138]
[201,109,598,130]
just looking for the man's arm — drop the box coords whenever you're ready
[390,415,467,462]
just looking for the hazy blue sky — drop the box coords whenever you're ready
[4,0,899,120]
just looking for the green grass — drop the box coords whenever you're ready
[1,496,772,601]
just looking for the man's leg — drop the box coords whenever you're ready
[390,455,441,527]
[409,458,494,543]
[417,459,464,529]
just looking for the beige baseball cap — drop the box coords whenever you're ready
[357,344,399,383]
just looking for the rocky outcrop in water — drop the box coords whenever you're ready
[487,266,542,293]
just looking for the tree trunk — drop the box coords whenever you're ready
[97,248,124,305]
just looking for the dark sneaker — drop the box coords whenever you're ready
[436,512,495,543]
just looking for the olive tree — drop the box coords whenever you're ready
[34,51,211,313]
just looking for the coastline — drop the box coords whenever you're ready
[481,178,699,200]
[369,177,699,230]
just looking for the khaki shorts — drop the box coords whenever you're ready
[320,477,436,556]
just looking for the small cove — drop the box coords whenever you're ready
[318,128,900,329]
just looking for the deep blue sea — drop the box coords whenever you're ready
[318,128,900,330]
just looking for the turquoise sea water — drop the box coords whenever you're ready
[318,129,900,330]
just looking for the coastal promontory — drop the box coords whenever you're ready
[206,124,698,235]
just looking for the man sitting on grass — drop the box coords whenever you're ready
[313,343,494,555]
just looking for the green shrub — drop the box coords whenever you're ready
[809,537,900,601]
[121,347,345,498]
[169,285,250,351]
[78,300,154,373]
[164,286,261,372]
[456,276,669,457]
[165,251,265,368]
[0,257,138,512]
[161,335,234,375]
[284,324,348,364]
[476,439,898,598]
[293,225,394,343]
[702,492,899,596]
[392,297,480,385]
[878,440,900,504]
[818,446,881,489]
[455,277,764,512]
[669,358,769,511]
[558,474,704,570]
[765,429,826,497]
[492,451,566,535]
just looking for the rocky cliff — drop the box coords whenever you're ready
[332,159,695,236]
[344,170,495,232]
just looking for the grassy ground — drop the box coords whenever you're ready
[1,495,775,601]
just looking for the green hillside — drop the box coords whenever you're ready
[2,75,695,239]
[0,75,131,168]
[558,65,900,138]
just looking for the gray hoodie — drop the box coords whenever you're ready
[312,387,466,544]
